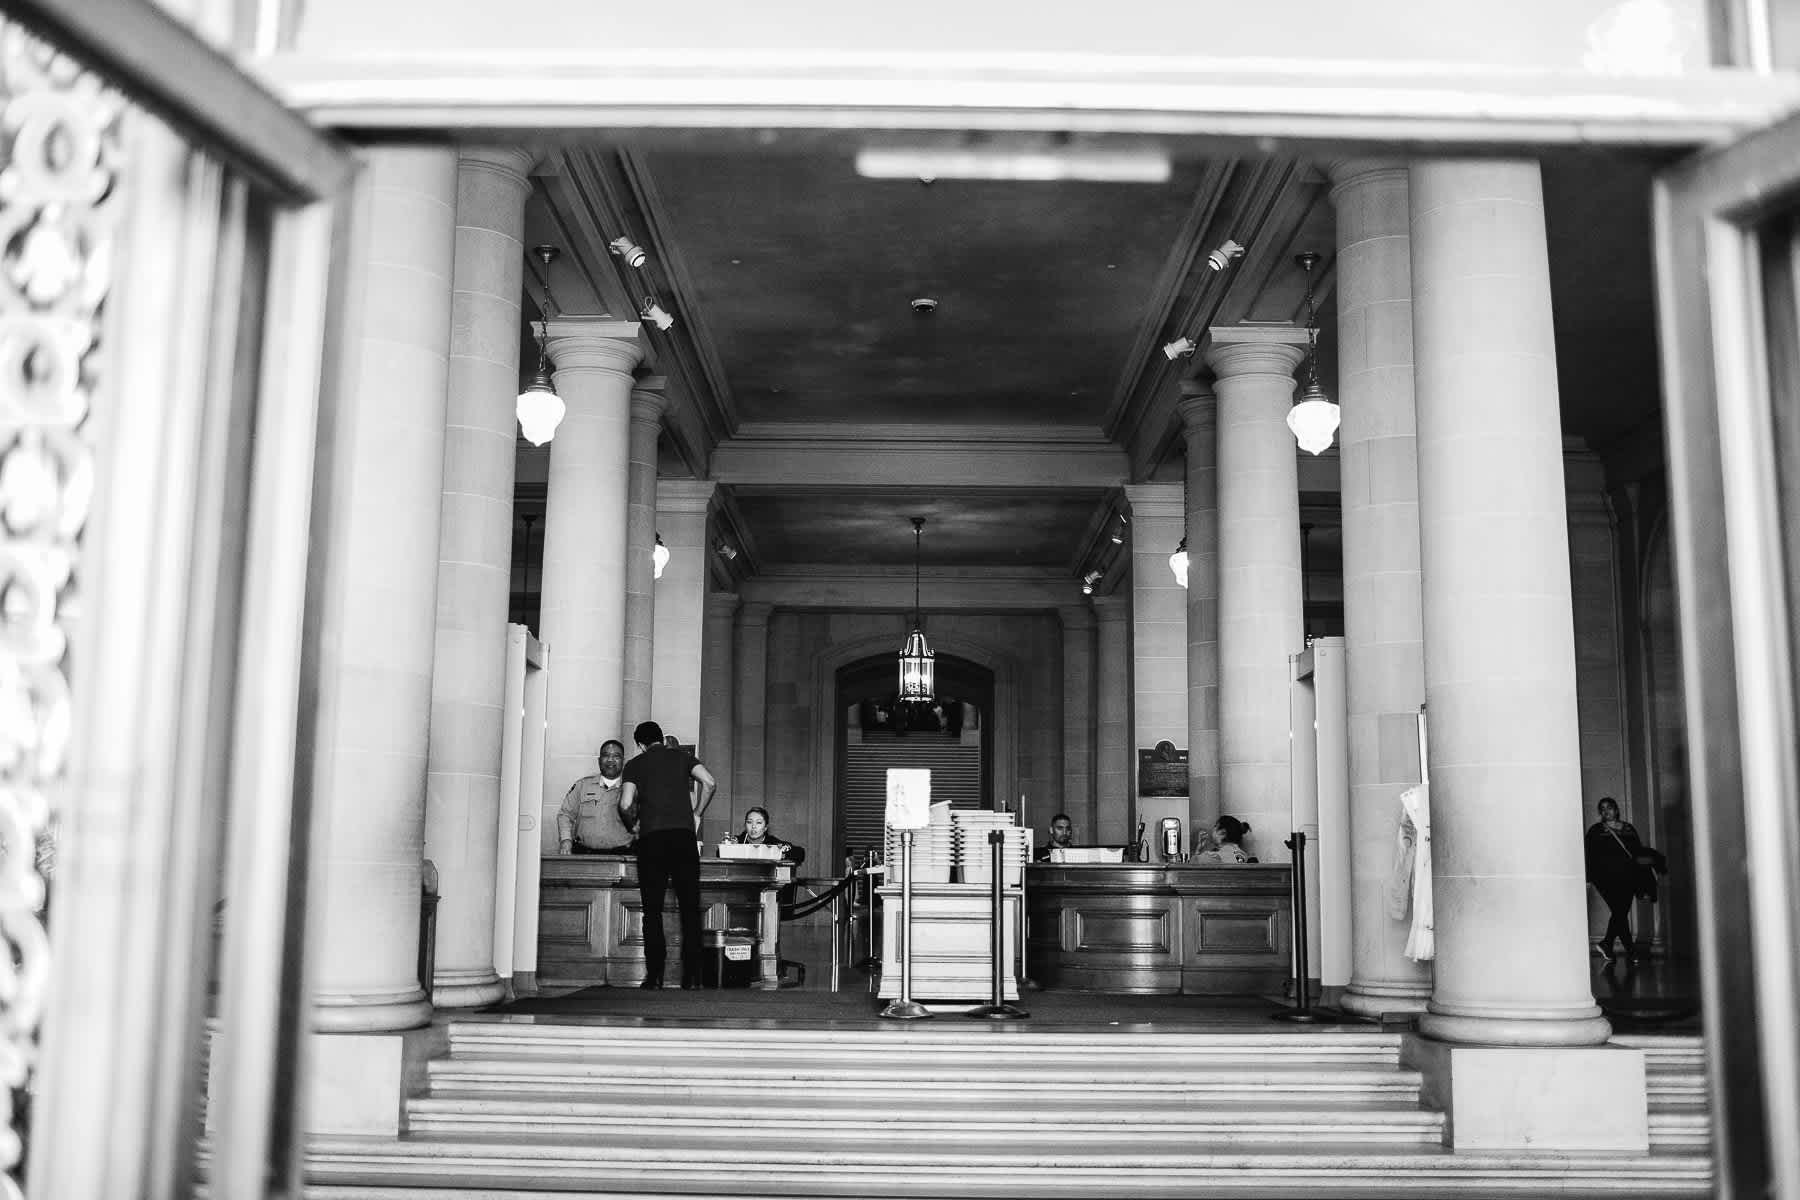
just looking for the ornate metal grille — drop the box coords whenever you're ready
[0,17,119,1194]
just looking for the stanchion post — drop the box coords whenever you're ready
[1271,830,1325,1023]
[968,829,1028,1019]
[880,829,932,1019]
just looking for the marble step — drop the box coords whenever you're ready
[1646,1071,1707,1102]
[407,1092,1445,1144]
[302,1135,1713,1197]
[1609,1034,1705,1065]
[427,1056,1426,1100]
[1648,1109,1712,1149]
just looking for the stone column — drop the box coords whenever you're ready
[423,146,534,1011]
[733,601,773,808]
[622,377,667,733]
[1178,382,1222,830]
[1329,159,1433,1018]
[313,146,459,1033]
[1124,483,1190,841]
[1203,329,1308,863]
[538,319,644,839]
[652,479,716,753]
[1059,604,1098,843]
[700,591,740,846]
[1093,594,1133,846]
[1411,159,1608,1046]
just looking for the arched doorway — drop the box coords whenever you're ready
[833,653,996,862]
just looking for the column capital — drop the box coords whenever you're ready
[540,318,644,376]
[707,591,742,619]
[1327,158,1410,195]
[1091,594,1130,623]
[739,601,774,627]
[631,375,669,424]
[456,146,538,188]
[1203,329,1308,380]
[1122,482,1186,521]
[1058,604,1096,632]
[656,478,717,513]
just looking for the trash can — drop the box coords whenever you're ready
[701,927,757,988]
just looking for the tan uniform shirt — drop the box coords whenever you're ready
[557,774,634,851]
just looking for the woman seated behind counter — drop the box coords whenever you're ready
[721,806,806,865]
[1192,815,1257,864]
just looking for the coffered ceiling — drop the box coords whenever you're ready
[520,138,1664,579]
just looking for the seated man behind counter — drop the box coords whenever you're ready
[557,739,636,855]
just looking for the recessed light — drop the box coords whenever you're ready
[730,258,742,264]
[1106,263,1117,270]
[911,297,938,314]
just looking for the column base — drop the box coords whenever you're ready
[1417,1004,1612,1047]
[431,969,507,1010]
[308,1026,448,1136]
[1340,983,1431,1020]
[313,986,432,1034]
[1403,1035,1647,1151]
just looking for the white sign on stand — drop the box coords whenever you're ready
[886,768,931,830]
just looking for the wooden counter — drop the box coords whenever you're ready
[1025,863,1292,995]
[537,855,793,989]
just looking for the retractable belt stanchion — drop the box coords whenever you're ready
[880,829,932,1020]
[969,829,1028,1020]
[1272,830,1324,1023]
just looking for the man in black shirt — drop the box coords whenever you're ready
[619,720,717,989]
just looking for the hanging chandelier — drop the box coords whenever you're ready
[898,516,935,702]
[1287,251,1340,456]
[517,244,566,446]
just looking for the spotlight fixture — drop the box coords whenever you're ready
[640,296,675,331]
[608,236,648,268]
[713,537,739,562]
[1109,512,1129,546]
[1169,537,1190,589]
[898,518,935,702]
[1207,239,1245,272]
[517,245,566,446]
[652,533,670,580]
[1287,252,1341,456]
[1081,569,1103,596]
[1163,336,1198,361]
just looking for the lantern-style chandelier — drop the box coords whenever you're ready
[1287,251,1340,456]
[517,244,566,446]
[898,516,935,702]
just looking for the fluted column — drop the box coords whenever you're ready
[538,319,644,839]
[1204,329,1308,863]
[1093,594,1133,846]
[651,479,715,754]
[1178,382,1222,830]
[1059,604,1098,842]
[1411,159,1608,1045]
[1329,159,1433,1018]
[622,378,667,733]
[423,146,534,1011]
[733,601,773,808]
[700,591,740,845]
[313,147,458,1033]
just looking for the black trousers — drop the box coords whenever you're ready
[635,828,703,984]
[1598,881,1637,953]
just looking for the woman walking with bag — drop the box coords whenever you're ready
[1584,796,1657,963]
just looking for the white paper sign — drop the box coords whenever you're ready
[885,768,932,829]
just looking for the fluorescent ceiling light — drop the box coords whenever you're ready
[855,147,1170,184]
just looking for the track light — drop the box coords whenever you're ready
[1081,569,1103,596]
[640,297,675,331]
[609,237,647,268]
[652,533,670,580]
[714,537,739,562]
[1163,336,1198,361]
[1207,239,1245,272]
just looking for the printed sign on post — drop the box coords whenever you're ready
[885,768,932,829]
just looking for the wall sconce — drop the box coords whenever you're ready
[516,245,566,446]
[1288,252,1340,456]
[608,236,648,268]
[640,296,675,331]
[1207,239,1245,272]
[1169,537,1189,589]
[1162,336,1198,361]
[652,533,670,580]
[1081,569,1103,596]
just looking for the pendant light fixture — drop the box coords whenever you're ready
[897,516,935,702]
[517,244,566,446]
[652,532,670,580]
[1169,536,1190,589]
[1287,251,1340,456]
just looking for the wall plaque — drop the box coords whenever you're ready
[1137,741,1189,797]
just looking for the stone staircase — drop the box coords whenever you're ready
[304,1019,1713,1198]
[1614,1033,1712,1152]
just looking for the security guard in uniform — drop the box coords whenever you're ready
[556,739,636,854]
